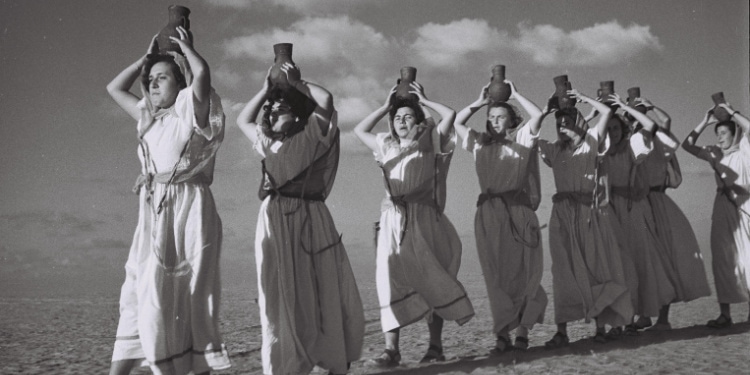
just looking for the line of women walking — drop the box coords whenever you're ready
[106,34,750,375]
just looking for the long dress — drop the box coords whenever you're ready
[539,128,633,327]
[643,131,711,302]
[604,132,676,318]
[254,111,364,375]
[374,123,475,332]
[111,86,231,375]
[462,124,547,334]
[694,133,750,304]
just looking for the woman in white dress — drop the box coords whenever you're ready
[682,103,750,328]
[453,80,547,353]
[354,82,474,367]
[106,29,230,375]
[539,89,633,348]
[236,63,365,375]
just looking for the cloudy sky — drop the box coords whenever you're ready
[0,0,748,295]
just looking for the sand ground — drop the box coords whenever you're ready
[2,263,748,375]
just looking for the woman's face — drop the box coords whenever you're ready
[269,101,296,133]
[556,115,580,142]
[393,107,418,139]
[607,118,623,145]
[148,62,180,109]
[488,106,513,135]
[716,125,734,150]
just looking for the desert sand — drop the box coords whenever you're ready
[2,168,749,374]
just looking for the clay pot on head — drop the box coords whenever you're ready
[598,81,614,102]
[627,87,647,114]
[553,75,575,109]
[269,43,301,92]
[395,66,418,102]
[711,92,731,122]
[487,65,512,103]
[156,5,192,55]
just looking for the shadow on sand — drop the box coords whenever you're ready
[370,322,750,374]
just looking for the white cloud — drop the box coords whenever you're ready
[411,18,511,68]
[514,20,663,66]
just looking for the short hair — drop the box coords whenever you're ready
[140,54,187,91]
[389,98,426,125]
[715,120,737,136]
[486,102,523,134]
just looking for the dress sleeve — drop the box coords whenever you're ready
[434,124,456,155]
[695,145,721,164]
[586,128,609,156]
[303,110,338,148]
[629,131,653,165]
[462,129,480,153]
[174,86,225,141]
[538,139,557,167]
[655,130,680,157]
[373,132,391,163]
[515,123,539,148]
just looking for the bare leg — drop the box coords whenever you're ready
[384,328,400,352]
[109,359,140,375]
[427,313,443,349]
[719,303,731,319]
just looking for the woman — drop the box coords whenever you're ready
[236,63,364,375]
[601,94,676,337]
[539,89,633,348]
[639,99,711,330]
[353,82,474,367]
[682,103,750,328]
[453,80,547,353]
[106,29,230,374]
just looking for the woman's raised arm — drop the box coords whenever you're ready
[106,36,158,121]
[682,107,714,156]
[353,86,396,153]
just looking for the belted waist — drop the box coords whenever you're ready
[649,186,667,193]
[381,194,438,211]
[132,171,208,194]
[264,189,326,202]
[477,190,532,208]
[552,191,594,206]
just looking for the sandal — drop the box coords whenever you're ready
[366,349,400,368]
[514,336,529,351]
[490,336,513,356]
[624,324,640,336]
[544,332,569,350]
[605,327,622,340]
[633,316,653,330]
[706,314,733,329]
[419,344,445,364]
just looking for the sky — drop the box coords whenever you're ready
[0,0,748,297]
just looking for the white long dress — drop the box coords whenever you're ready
[695,133,750,304]
[254,111,364,375]
[374,123,475,332]
[462,124,547,334]
[643,131,711,302]
[540,128,633,327]
[604,131,676,318]
[112,86,231,375]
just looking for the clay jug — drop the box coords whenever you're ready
[395,66,418,102]
[156,5,192,55]
[598,81,614,102]
[626,87,647,113]
[711,92,731,122]
[487,65,512,103]
[553,75,575,109]
[269,43,301,92]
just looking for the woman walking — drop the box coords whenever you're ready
[236,63,364,375]
[453,80,547,353]
[354,81,474,367]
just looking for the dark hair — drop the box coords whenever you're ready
[715,120,737,136]
[388,97,426,125]
[485,102,523,136]
[259,87,317,138]
[140,54,188,92]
